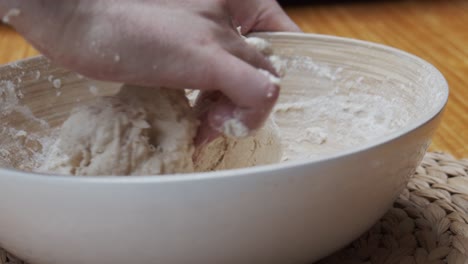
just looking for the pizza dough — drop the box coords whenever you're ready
[38,85,198,176]
[194,118,282,172]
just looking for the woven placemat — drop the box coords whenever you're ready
[319,152,468,264]
[1,152,468,264]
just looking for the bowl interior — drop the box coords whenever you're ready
[0,33,448,173]
[258,33,447,161]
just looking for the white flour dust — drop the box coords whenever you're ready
[274,92,410,161]
[1,8,20,24]
[0,80,49,128]
[271,55,411,161]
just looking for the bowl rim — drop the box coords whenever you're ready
[0,32,449,183]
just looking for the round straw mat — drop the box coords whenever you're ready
[1,152,468,264]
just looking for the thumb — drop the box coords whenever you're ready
[229,0,301,33]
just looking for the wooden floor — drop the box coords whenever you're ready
[0,0,467,158]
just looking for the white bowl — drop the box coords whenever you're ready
[0,33,448,264]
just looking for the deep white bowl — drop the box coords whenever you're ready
[0,33,448,264]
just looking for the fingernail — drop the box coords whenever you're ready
[268,55,286,77]
[244,37,273,55]
[258,69,281,86]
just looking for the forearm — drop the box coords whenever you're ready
[0,0,288,143]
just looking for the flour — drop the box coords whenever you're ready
[244,37,273,55]
[0,126,46,171]
[0,81,48,128]
[35,71,41,80]
[217,35,284,138]
[1,8,20,24]
[0,81,19,114]
[52,79,62,89]
[287,55,343,80]
[301,127,328,145]
[88,85,99,95]
[217,116,249,138]
[273,87,410,161]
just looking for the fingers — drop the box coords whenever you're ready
[192,50,280,145]
[225,38,278,76]
[193,36,280,146]
[193,91,229,147]
[201,50,280,113]
[228,0,301,33]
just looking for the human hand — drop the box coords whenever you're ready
[194,0,301,145]
[1,0,300,145]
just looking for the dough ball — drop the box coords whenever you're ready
[39,85,198,176]
[195,118,282,172]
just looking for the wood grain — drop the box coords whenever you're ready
[0,0,466,158]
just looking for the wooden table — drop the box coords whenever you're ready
[0,0,467,158]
